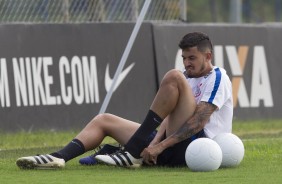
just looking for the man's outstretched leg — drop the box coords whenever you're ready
[95,69,196,167]
[16,114,141,169]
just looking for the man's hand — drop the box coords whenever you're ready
[140,144,164,165]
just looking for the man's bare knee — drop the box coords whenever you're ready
[161,69,187,87]
[87,113,111,127]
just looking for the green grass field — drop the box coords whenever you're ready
[1,120,282,184]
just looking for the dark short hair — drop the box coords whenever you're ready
[178,32,213,53]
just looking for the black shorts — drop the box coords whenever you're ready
[146,129,206,167]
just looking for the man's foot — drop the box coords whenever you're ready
[79,144,120,165]
[16,154,65,169]
[95,150,143,168]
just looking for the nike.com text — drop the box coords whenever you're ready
[0,56,100,107]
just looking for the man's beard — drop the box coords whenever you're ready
[184,65,205,78]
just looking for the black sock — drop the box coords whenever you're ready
[50,139,85,162]
[124,110,163,158]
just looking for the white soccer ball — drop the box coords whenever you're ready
[213,133,245,167]
[185,138,222,172]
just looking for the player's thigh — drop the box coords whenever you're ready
[100,113,141,145]
[166,77,196,135]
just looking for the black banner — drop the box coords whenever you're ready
[1,23,282,132]
[0,23,157,131]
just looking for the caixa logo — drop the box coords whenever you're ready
[175,45,274,108]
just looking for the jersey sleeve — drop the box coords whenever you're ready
[200,68,231,109]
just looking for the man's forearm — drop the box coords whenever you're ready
[156,121,199,151]
[158,102,217,151]
[149,119,167,146]
[172,102,217,142]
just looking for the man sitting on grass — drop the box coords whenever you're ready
[16,32,233,169]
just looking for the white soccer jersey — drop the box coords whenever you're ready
[187,66,233,138]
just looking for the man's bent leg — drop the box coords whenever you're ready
[124,69,196,158]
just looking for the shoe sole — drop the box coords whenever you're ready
[16,159,36,169]
[16,159,63,170]
[95,158,141,169]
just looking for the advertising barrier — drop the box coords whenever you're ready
[0,23,157,131]
[0,23,281,131]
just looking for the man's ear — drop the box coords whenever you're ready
[206,52,212,61]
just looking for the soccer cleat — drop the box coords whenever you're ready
[79,144,121,165]
[95,150,143,168]
[16,154,65,169]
